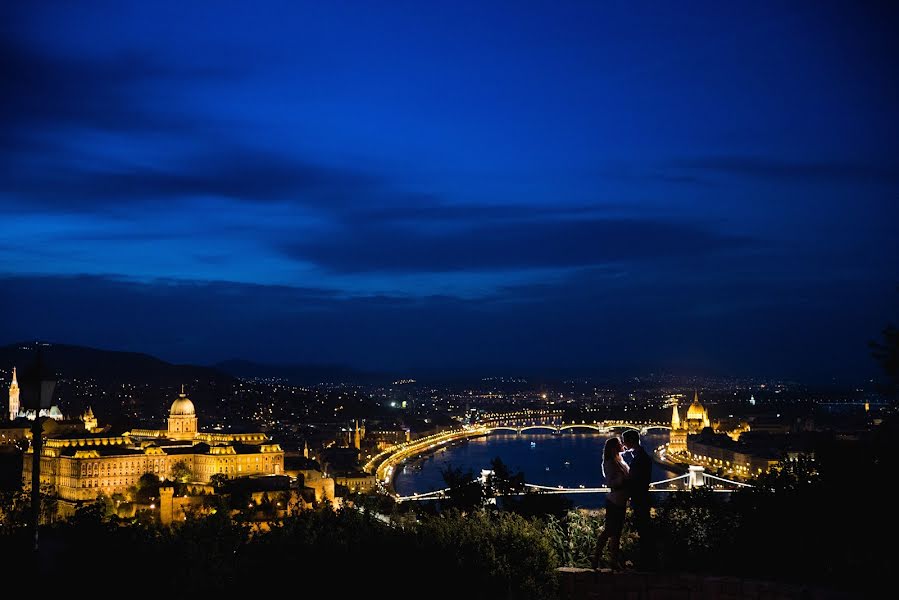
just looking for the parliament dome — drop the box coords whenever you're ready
[686,391,707,420]
[170,393,195,416]
[686,400,706,419]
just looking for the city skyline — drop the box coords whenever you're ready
[2,3,897,381]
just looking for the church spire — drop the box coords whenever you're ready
[694,389,699,404]
[9,367,20,421]
[9,366,20,421]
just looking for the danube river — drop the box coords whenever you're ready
[393,430,681,509]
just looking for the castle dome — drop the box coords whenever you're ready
[170,393,195,416]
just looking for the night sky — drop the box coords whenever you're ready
[2,2,897,382]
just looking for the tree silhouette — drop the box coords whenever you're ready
[209,473,229,491]
[485,456,525,497]
[170,460,193,482]
[440,465,484,511]
[133,472,161,504]
[871,322,899,376]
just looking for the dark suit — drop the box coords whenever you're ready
[627,443,659,570]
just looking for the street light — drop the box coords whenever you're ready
[20,345,56,553]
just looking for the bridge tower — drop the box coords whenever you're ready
[688,465,705,488]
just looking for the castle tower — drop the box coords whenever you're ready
[353,419,361,450]
[167,386,198,441]
[159,486,175,525]
[303,441,309,459]
[8,367,19,421]
[82,406,98,432]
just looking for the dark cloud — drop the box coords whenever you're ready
[670,156,899,184]
[0,25,384,216]
[0,272,889,381]
[1,124,634,236]
[1,145,378,211]
[0,30,273,212]
[350,201,634,225]
[0,33,238,135]
[283,217,748,273]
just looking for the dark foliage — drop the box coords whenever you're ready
[132,472,160,504]
[440,465,484,511]
[1,504,559,599]
[504,489,573,519]
[649,424,899,594]
[871,323,899,395]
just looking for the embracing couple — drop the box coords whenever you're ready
[591,429,658,571]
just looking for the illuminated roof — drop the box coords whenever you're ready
[169,393,196,417]
[686,400,707,420]
[686,390,707,420]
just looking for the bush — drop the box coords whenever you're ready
[544,508,638,568]
[0,503,560,599]
[654,487,739,572]
[414,510,560,599]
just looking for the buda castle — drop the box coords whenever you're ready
[22,385,283,505]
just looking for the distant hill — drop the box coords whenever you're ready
[214,359,386,385]
[0,342,234,386]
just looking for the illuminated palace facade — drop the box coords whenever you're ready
[23,389,283,503]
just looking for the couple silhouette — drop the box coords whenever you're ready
[591,429,658,571]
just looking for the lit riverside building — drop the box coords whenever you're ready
[22,387,283,511]
[668,390,711,454]
[667,391,777,478]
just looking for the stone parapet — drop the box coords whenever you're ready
[556,567,852,600]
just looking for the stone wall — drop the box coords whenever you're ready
[556,567,852,599]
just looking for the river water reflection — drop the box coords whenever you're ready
[393,431,682,509]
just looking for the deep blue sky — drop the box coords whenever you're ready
[2,2,897,382]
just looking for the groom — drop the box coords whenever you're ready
[621,429,659,571]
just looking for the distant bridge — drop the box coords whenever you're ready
[487,423,671,435]
[480,411,670,436]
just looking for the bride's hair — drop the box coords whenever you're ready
[603,436,622,460]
